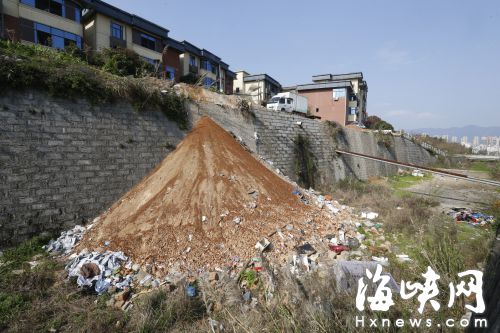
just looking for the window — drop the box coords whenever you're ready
[50,0,63,16]
[189,55,197,66]
[165,66,175,81]
[21,0,81,22]
[34,22,82,49]
[316,108,319,113]
[235,87,240,93]
[140,33,156,50]
[286,98,293,104]
[349,107,357,115]
[211,63,217,74]
[111,22,123,40]
[333,88,346,99]
[279,98,285,104]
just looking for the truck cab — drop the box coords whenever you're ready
[267,96,294,112]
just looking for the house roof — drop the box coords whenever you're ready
[296,81,352,91]
[182,40,202,57]
[243,74,281,88]
[312,72,363,82]
[201,49,221,63]
[165,37,184,52]
[81,0,169,39]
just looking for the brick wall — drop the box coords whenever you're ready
[0,91,184,246]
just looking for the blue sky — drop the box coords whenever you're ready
[105,0,500,130]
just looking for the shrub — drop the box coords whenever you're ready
[100,48,154,77]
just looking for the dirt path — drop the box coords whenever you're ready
[405,169,499,211]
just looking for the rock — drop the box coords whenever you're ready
[114,290,130,302]
[233,217,242,225]
[243,291,252,302]
[132,264,140,272]
[209,271,220,283]
[337,251,350,261]
[296,243,316,255]
[285,224,294,231]
[348,237,360,249]
[11,269,24,275]
[106,298,116,307]
[327,251,337,260]
[80,263,100,279]
[114,300,125,309]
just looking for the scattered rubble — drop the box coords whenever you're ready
[43,225,87,253]
[447,207,495,226]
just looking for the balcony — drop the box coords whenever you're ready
[109,36,126,49]
[189,65,198,74]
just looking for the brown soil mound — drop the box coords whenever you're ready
[78,117,340,274]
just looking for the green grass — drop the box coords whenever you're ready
[387,173,433,197]
[469,161,492,172]
[0,40,189,129]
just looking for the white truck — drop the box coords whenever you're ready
[266,92,308,114]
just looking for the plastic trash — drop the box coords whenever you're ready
[186,285,197,297]
[329,245,349,254]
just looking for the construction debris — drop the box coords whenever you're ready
[43,225,87,253]
[447,207,495,226]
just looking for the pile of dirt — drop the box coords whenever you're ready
[78,117,344,274]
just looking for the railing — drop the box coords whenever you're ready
[402,133,447,157]
[109,36,126,49]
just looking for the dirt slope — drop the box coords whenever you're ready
[78,117,339,274]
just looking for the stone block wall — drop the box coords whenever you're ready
[0,91,184,246]
[0,91,436,245]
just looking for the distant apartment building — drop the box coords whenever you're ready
[233,71,281,105]
[1,0,83,48]
[179,41,235,94]
[451,136,458,143]
[284,72,368,126]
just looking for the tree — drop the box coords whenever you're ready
[364,115,394,131]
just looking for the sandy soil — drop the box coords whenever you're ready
[78,117,346,275]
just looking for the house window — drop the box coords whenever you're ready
[110,22,123,40]
[316,108,319,113]
[333,88,346,99]
[189,55,196,66]
[166,66,175,80]
[235,87,240,93]
[349,107,357,115]
[34,22,82,49]
[140,33,156,50]
[21,0,81,22]
[211,63,217,74]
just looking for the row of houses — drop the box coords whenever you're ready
[234,70,368,126]
[0,0,368,125]
[0,0,236,93]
